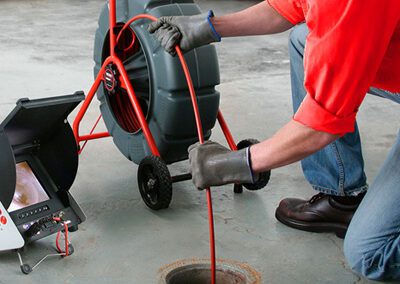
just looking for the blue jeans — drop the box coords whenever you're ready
[290,23,400,280]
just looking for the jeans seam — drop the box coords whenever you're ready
[379,89,400,96]
[310,186,339,195]
[310,184,368,196]
[331,142,345,195]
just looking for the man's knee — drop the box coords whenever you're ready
[289,23,308,53]
[344,233,367,278]
[344,230,400,281]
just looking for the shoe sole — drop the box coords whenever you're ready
[275,209,347,239]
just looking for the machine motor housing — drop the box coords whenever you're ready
[94,0,220,164]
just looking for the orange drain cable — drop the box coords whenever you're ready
[176,48,217,284]
[118,15,217,284]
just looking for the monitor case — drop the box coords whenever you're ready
[0,92,86,247]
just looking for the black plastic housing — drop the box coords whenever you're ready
[0,92,86,243]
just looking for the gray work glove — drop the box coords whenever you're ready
[188,141,256,189]
[148,10,221,55]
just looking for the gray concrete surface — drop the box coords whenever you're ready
[0,0,398,283]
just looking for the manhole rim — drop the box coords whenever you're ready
[158,258,261,284]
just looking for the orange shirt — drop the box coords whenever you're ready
[267,0,400,134]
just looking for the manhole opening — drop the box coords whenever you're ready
[159,259,261,284]
[165,264,247,284]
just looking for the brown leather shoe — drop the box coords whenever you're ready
[275,193,362,238]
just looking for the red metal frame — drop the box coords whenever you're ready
[72,5,161,156]
[71,3,241,283]
[72,1,238,156]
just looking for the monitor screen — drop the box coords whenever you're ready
[8,161,50,213]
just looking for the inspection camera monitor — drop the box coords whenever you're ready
[9,162,50,213]
[0,93,86,250]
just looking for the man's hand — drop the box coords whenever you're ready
[148,11,221,55]
[188,140,255,189]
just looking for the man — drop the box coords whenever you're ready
[148,0,400,280]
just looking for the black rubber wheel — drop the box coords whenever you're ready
[67,244,74,256]
[68,224,79,233]
[237,139,271,191]
[20,264,32,275]
[233,184,243,194]
[138,155,172,210]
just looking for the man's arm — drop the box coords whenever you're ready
[211,2,293,37]
[188,120,338,189]
[148,2,294,54]
[251,120,339,172]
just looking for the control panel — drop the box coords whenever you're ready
[18,205,50,220]
[15,206,81,243]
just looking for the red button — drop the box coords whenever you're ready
[1,216,7,225]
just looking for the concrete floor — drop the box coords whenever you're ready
[0,0,398,283]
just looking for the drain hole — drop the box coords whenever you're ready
[165,264,246,284]
[159,259,261,284]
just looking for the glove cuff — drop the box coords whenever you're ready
[246,147,258,184]
[207,10,221,42]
